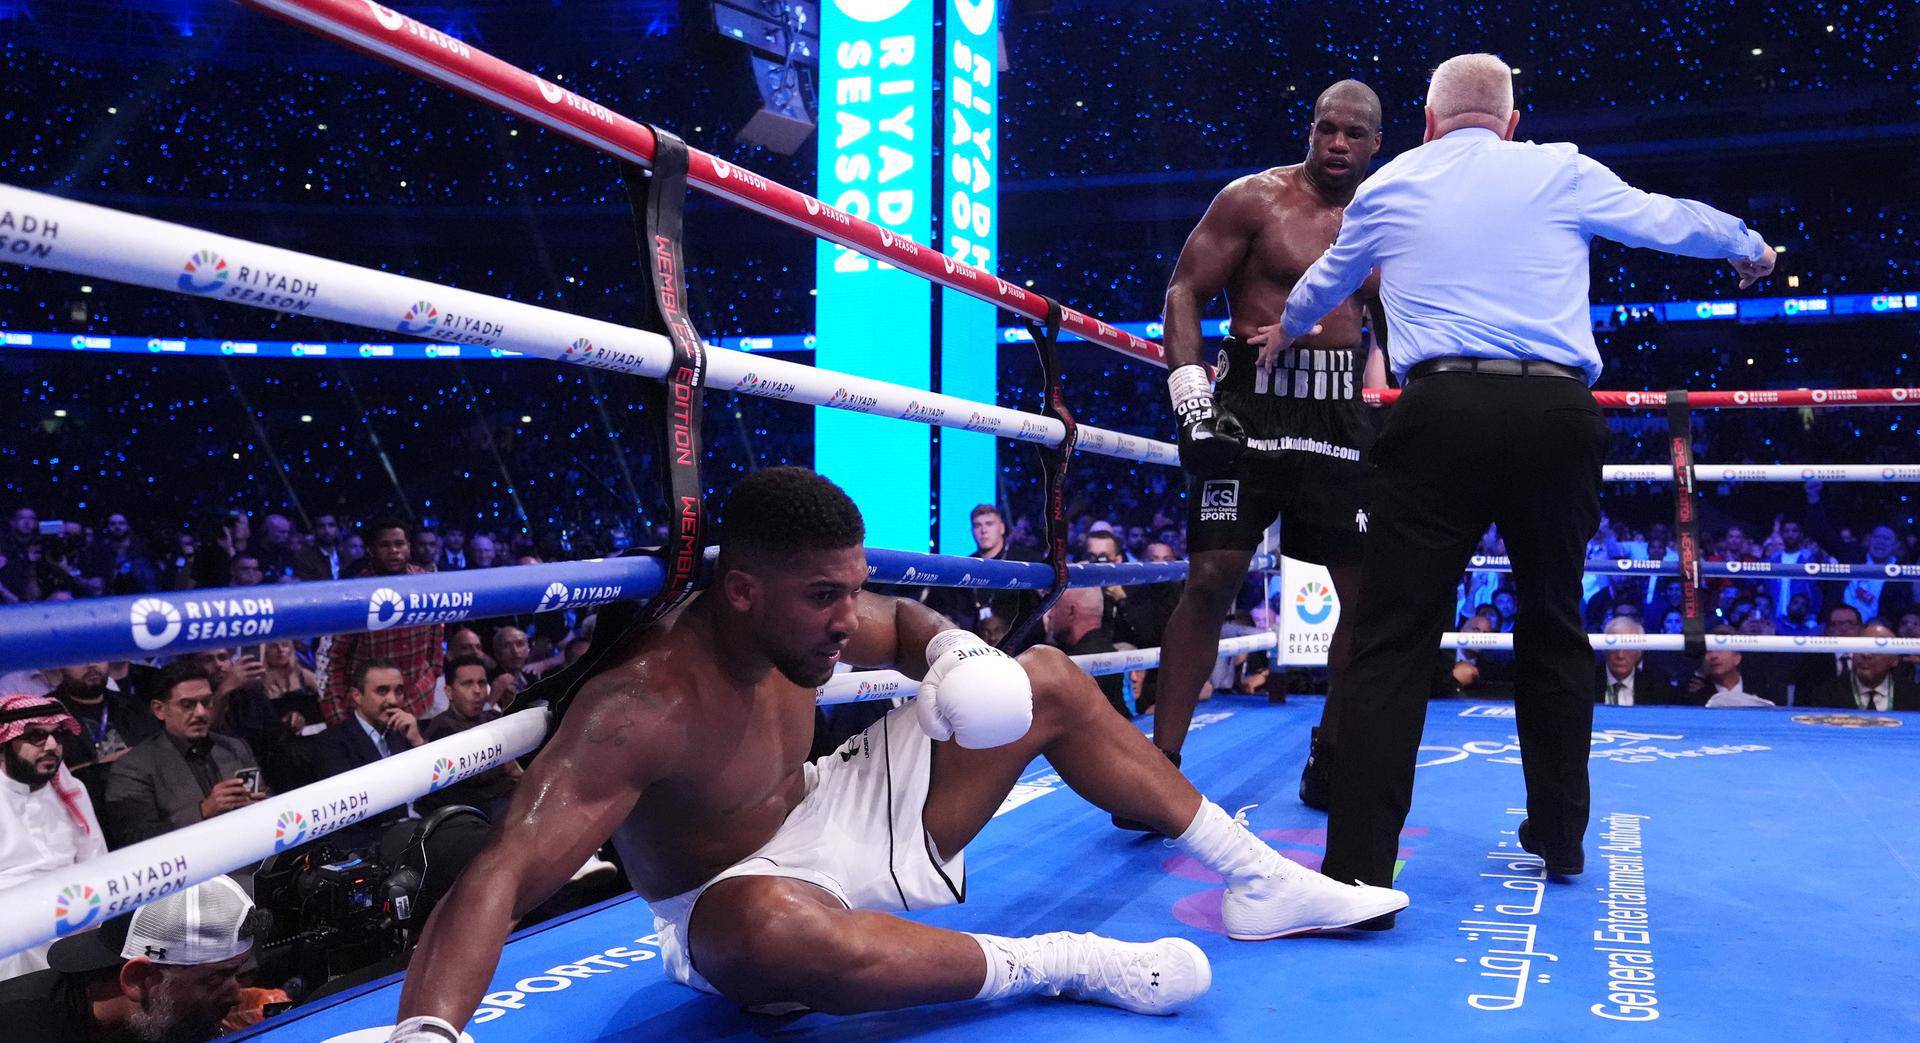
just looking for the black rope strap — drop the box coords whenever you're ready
[524,128,710,723]
[998,297,1076,652]
[1665,390,1707,658]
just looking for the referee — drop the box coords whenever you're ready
[1254,53,1775,909]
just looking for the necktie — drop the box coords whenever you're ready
[1838,655,1852,675]
[1863,688,1883,712]
[1609,682,1625,706]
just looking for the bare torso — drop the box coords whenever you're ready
[586,613,822,900]
[1224,165,1380,345]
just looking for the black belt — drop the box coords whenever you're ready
[1406,356,1587,383]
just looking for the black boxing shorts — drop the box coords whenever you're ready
[1185,335,1376,567]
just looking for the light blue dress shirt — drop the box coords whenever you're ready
[1280,127,1769,384]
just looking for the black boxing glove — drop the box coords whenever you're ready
[1168,364,1246,475]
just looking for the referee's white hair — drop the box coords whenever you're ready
[1427,53,1515,122]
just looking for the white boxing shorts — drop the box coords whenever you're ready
[646,702,965,995]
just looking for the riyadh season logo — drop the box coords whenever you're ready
[430,757,458,791]
[178,250,230,293]
[536,76,566,104]
[274,811,310,852]
[712,159,733,179]
[1295,581,1336,626]
[130,597,183,651]
[367,588,406,631]
[537,582,571,613]
[365,1,406,31]
[54,884,102,936]
[565,337,592,358]
[398,300,440,334]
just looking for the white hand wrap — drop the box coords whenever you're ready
[389,1016,462,1043]
[916,629,1033,749]
[1167,364,1217,425]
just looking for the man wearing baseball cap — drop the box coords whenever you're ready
[0,875,255,1041]
[0,692,109,981]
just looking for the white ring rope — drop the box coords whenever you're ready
[1605,464,1920,483]
[0,184,1175,467]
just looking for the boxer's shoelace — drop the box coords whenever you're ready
[1063,934,1166,1005]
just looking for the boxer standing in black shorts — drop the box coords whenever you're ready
[1136,80,1387,823]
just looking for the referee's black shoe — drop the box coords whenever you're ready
[1517,818,1584,877]
[1298,727,1331,811]
[1112,748,1183,833]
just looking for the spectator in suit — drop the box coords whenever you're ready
[1794,624,1919,711]
[104,662,265,848]
[1594,617,1688,706]
[1686,627,1776,707]
[314,659,422,776]
[0,694,109,981]
[418,656,520,819]
[467,533,499,569]
[437,527,469,571]
[1789,603,1865,704]
[320,518,444,725]
[312,659,421,850]
[1045,587,1126,716]
[294,513,346,581]
[1435,613,1513,699]
[1805,481,1913,623]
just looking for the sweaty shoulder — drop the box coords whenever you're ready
[1214,168,1288,211]
[556,634,694,772]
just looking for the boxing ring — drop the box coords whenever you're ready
[3,0,1920,1038]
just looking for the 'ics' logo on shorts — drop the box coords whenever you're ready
[1199,480,1239,522]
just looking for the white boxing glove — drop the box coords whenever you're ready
[915,629,1034,749]
[390,1016,462,1043]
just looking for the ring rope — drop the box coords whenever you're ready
[0,184,1176,468]
[0,548,1192,673]
[1367,388,1920,408]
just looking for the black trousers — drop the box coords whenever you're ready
[1321,371,1611,887]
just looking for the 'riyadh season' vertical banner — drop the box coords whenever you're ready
[938,0,998,554]
[817,0,935,551]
